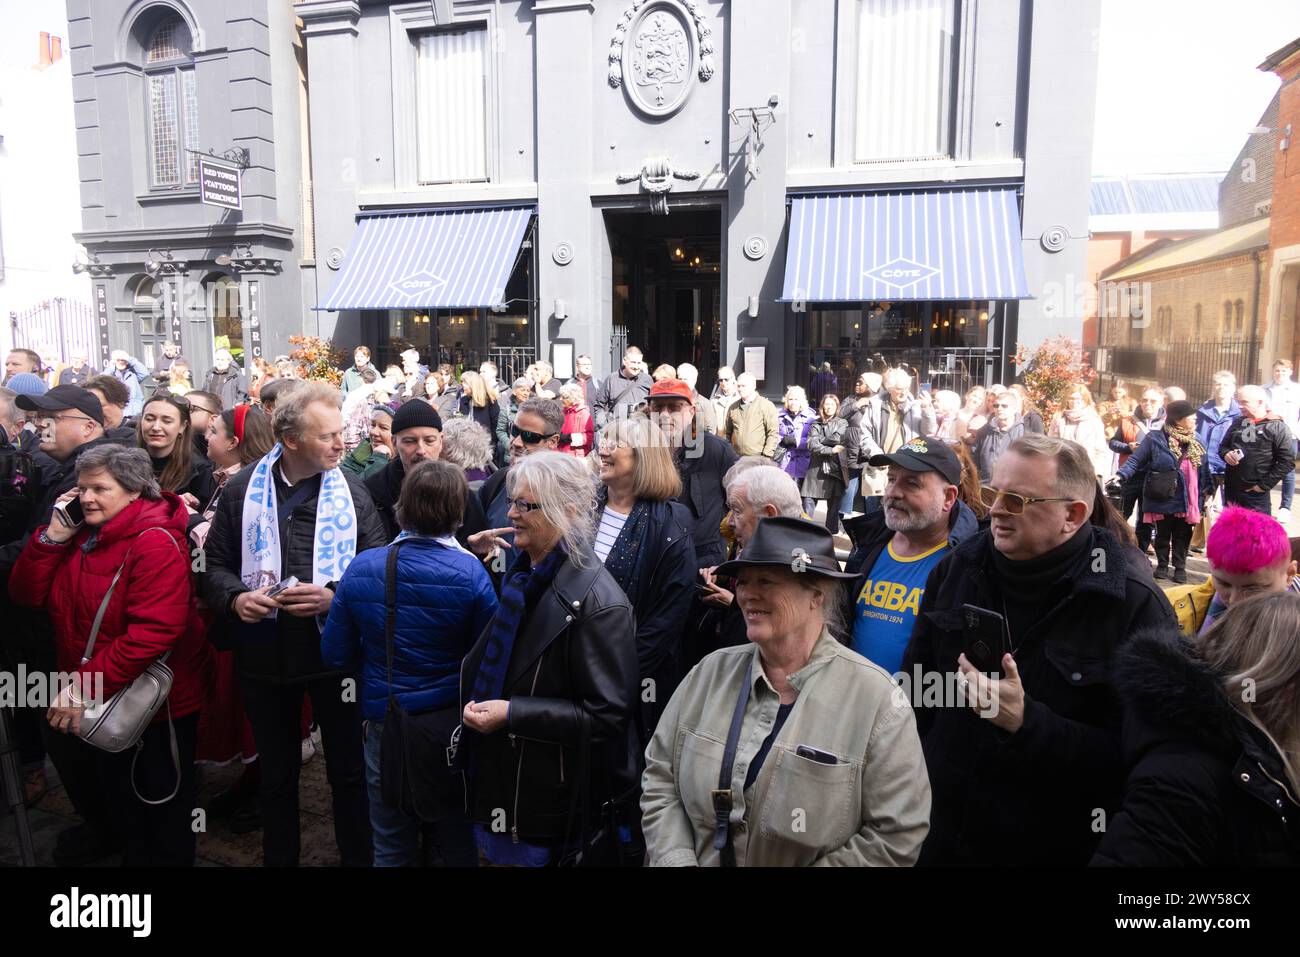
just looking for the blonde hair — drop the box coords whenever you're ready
[1199,591,1300,799]
[599,415,681,502]
[1064,384,1095,408]
[459,370,498,408]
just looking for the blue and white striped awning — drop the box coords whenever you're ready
[316,205,533,311]
[781,189,1032,302]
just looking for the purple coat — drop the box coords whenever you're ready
[777,407,817,481]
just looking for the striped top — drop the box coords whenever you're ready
[594,507,629,564]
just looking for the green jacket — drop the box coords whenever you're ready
[725,395,779,458]
[641,628,931,866]
[341,440,389,481]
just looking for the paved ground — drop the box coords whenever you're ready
[3,487,1291,866]
[1,740,338,867]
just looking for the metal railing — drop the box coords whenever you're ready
[1092,338,1259,405]
[10,298,96,366]
[795,346,1003,403]
[486,346,536,385]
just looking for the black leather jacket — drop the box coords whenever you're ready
[460,548,637,846]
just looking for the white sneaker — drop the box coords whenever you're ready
[1279,508,1292,525]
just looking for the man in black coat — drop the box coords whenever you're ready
[363,399,487,545]
[648,378,738,568]
[200,383,387,867]
[903,434,1174,866]
[593,347,653,428]
[1219,384,1296,515]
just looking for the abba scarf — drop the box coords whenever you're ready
[468,546,567,704]
[240,443,358,619]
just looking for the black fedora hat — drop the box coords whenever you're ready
[714,516,857,581]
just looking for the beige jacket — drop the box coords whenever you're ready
[725,395,779,457]
[641,629,931,866]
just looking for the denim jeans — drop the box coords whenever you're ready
[839,472,860,515]
[1281,469,1295,511]
[363,719,478,867]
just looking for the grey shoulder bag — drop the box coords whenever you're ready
[77,527,184,805]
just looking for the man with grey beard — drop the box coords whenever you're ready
[840,437,978,671]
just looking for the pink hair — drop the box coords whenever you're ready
[1206,507,1291,574]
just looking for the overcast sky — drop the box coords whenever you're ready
[1092,0,1300,175]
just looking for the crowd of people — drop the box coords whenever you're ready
[1,340,1297,868]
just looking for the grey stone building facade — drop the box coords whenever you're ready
[66,0,306,382]
[303,0,1099,394]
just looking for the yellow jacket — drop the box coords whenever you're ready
[1164,578,1215,636]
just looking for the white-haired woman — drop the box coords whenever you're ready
[642,516,931,866]
[557,381,594,459]
[932,389,966,445]
[776,385,816,485]
[460,452,638,866]
[1093,591,1300,865]
[440,416,495,490]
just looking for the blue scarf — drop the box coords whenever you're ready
[598,493,651,600]
[468,545,567,703]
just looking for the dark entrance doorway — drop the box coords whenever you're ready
[606,208,721,384]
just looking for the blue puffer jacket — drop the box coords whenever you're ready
[321,537,499,720]
[1196,399,1241,475]
[1116,429,1211,517]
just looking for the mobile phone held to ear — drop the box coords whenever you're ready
[960,603,1006,677]
[53,497,85,528]
[265,575,300,599]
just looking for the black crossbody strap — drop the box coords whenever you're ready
[384,541,405,700]
[713,658,754,867]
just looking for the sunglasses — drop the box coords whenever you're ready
[509,424,556,444]
[979,486,1077,515]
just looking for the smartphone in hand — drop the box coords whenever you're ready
[265,575,300,599]
[53,497,85,528]
[961,603,1007,677]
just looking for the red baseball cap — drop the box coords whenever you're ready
[648,379,694,403]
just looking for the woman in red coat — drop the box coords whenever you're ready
[557,381,594,459]
[10,444,213,866]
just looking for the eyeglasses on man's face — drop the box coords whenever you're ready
[979,486,1076,515]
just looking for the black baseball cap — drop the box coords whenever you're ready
[869,437,962,486]
[16,385,105,426]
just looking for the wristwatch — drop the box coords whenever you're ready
[38,530,67,546]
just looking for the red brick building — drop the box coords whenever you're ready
[1261,38,1300,376]
[1094,39,1300,402]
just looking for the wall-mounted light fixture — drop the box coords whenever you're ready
[747,296,759,318]
[554,299,566,320]
[143,248,173,276]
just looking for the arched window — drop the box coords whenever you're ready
[133,276,159,306]
[1234,299,1245,335]
[1223,300,1233,338]
[1194,304,1202,340]
[144,14,199,188]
